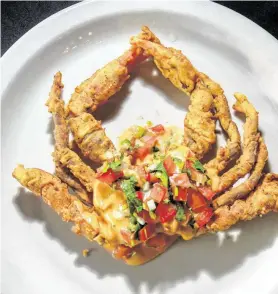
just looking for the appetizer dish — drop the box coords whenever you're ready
[13,27,278,265]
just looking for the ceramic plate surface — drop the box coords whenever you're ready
[2,1,278,294]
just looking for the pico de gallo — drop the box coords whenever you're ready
[96,122,215,245]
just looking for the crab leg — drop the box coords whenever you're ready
[12,165,176,265]
[69,113,116,163]
[67,28,161,118]
[131,27,216,158]
[209,173,278,231]
[45,72,91,203]
[201,73,241,180]
[213,136,268,208]
[184,79,216,158]
[56,147,96,192]
[212,93,259,192]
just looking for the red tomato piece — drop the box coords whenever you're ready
[136,191,144,201]
[138,224,156,241]
[187,189,207,213]
[150,124,165,134]
[156,203,177,223]
[185,160,193,169]
[134,146,151,160]
[120,229,134,244]
[198,186,216,201]
[195,207,214,227]
[146,233,167,249]
[97,169,123,185]
[175,187,188,201]
[163,156,176,176]
[150,183,167,203]
[170,173,190,188]
[146,173,159,183]
[113,245,133,260]
[138,210,155,224]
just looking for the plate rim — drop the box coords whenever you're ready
[2,0,278,98]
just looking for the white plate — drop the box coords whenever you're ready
[2,1,278,294]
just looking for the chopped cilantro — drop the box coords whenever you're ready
[109,160,121,171]
[193,160,205,173]
[153,162,169,187]
[176,204,185,222]
[121,139,131,147]
[173,157,184,171]
[121,177,143,213]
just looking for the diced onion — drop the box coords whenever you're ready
[147,199,156,211]
[143,182,150,192]
[136,216,146,225]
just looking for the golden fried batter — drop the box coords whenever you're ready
[46,72,91,203]
[12,165,133,247]
[67,27,161,117]
[214,93,259,192]
[184,79,216,158]
[209,173,278,231]
[131,27,216,158]
[69,113,116,163]
[57,148,96,192]
[213,136,268,208]
[201,73,241,183]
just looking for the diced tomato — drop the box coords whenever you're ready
[150,183,167,203]
[120,229,134,244]
[134,146,151,160]
[175,187,188,201]
[156,203,177,223]
[195,207,214,227]
[198,186,216,201]
[163,156,176,176]
[113,245,133,260]
[170,173,190,188]
[146,173,159,183]
[187,189,207,213]
[185,159,193,169]
[150,124,165,134]
[146,233,167,249]
[138,210,156,224]
[97,169,123,184]
[138,224,156,241]
[136,191,144,201]
[141,135,157,146]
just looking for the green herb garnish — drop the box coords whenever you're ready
[153,162,169,187]
[121,139,131,147]
[109,160,121,171]
[176,204,185,222]
[193,160,205,173]
[121,177,143,213]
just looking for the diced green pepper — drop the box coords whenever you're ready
[134,126,146,138]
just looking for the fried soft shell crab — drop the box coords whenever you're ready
[13,26,278,266]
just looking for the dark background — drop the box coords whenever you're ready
[1,1,278,55]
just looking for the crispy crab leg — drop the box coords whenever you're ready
[67,27,161,117]
[45,72,91,203]
[168,173,278,240]
[69,113,116,163]
[56,147,96,192]
[213,136,268,208]
[202,73,241,181]
[131,28,216,158]
[12,165,98,240]
[213,93,259,192]
[209,173,278,231]
[12,165,176,265]
[184,79,216,158]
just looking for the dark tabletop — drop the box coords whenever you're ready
[1,1,278,56]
